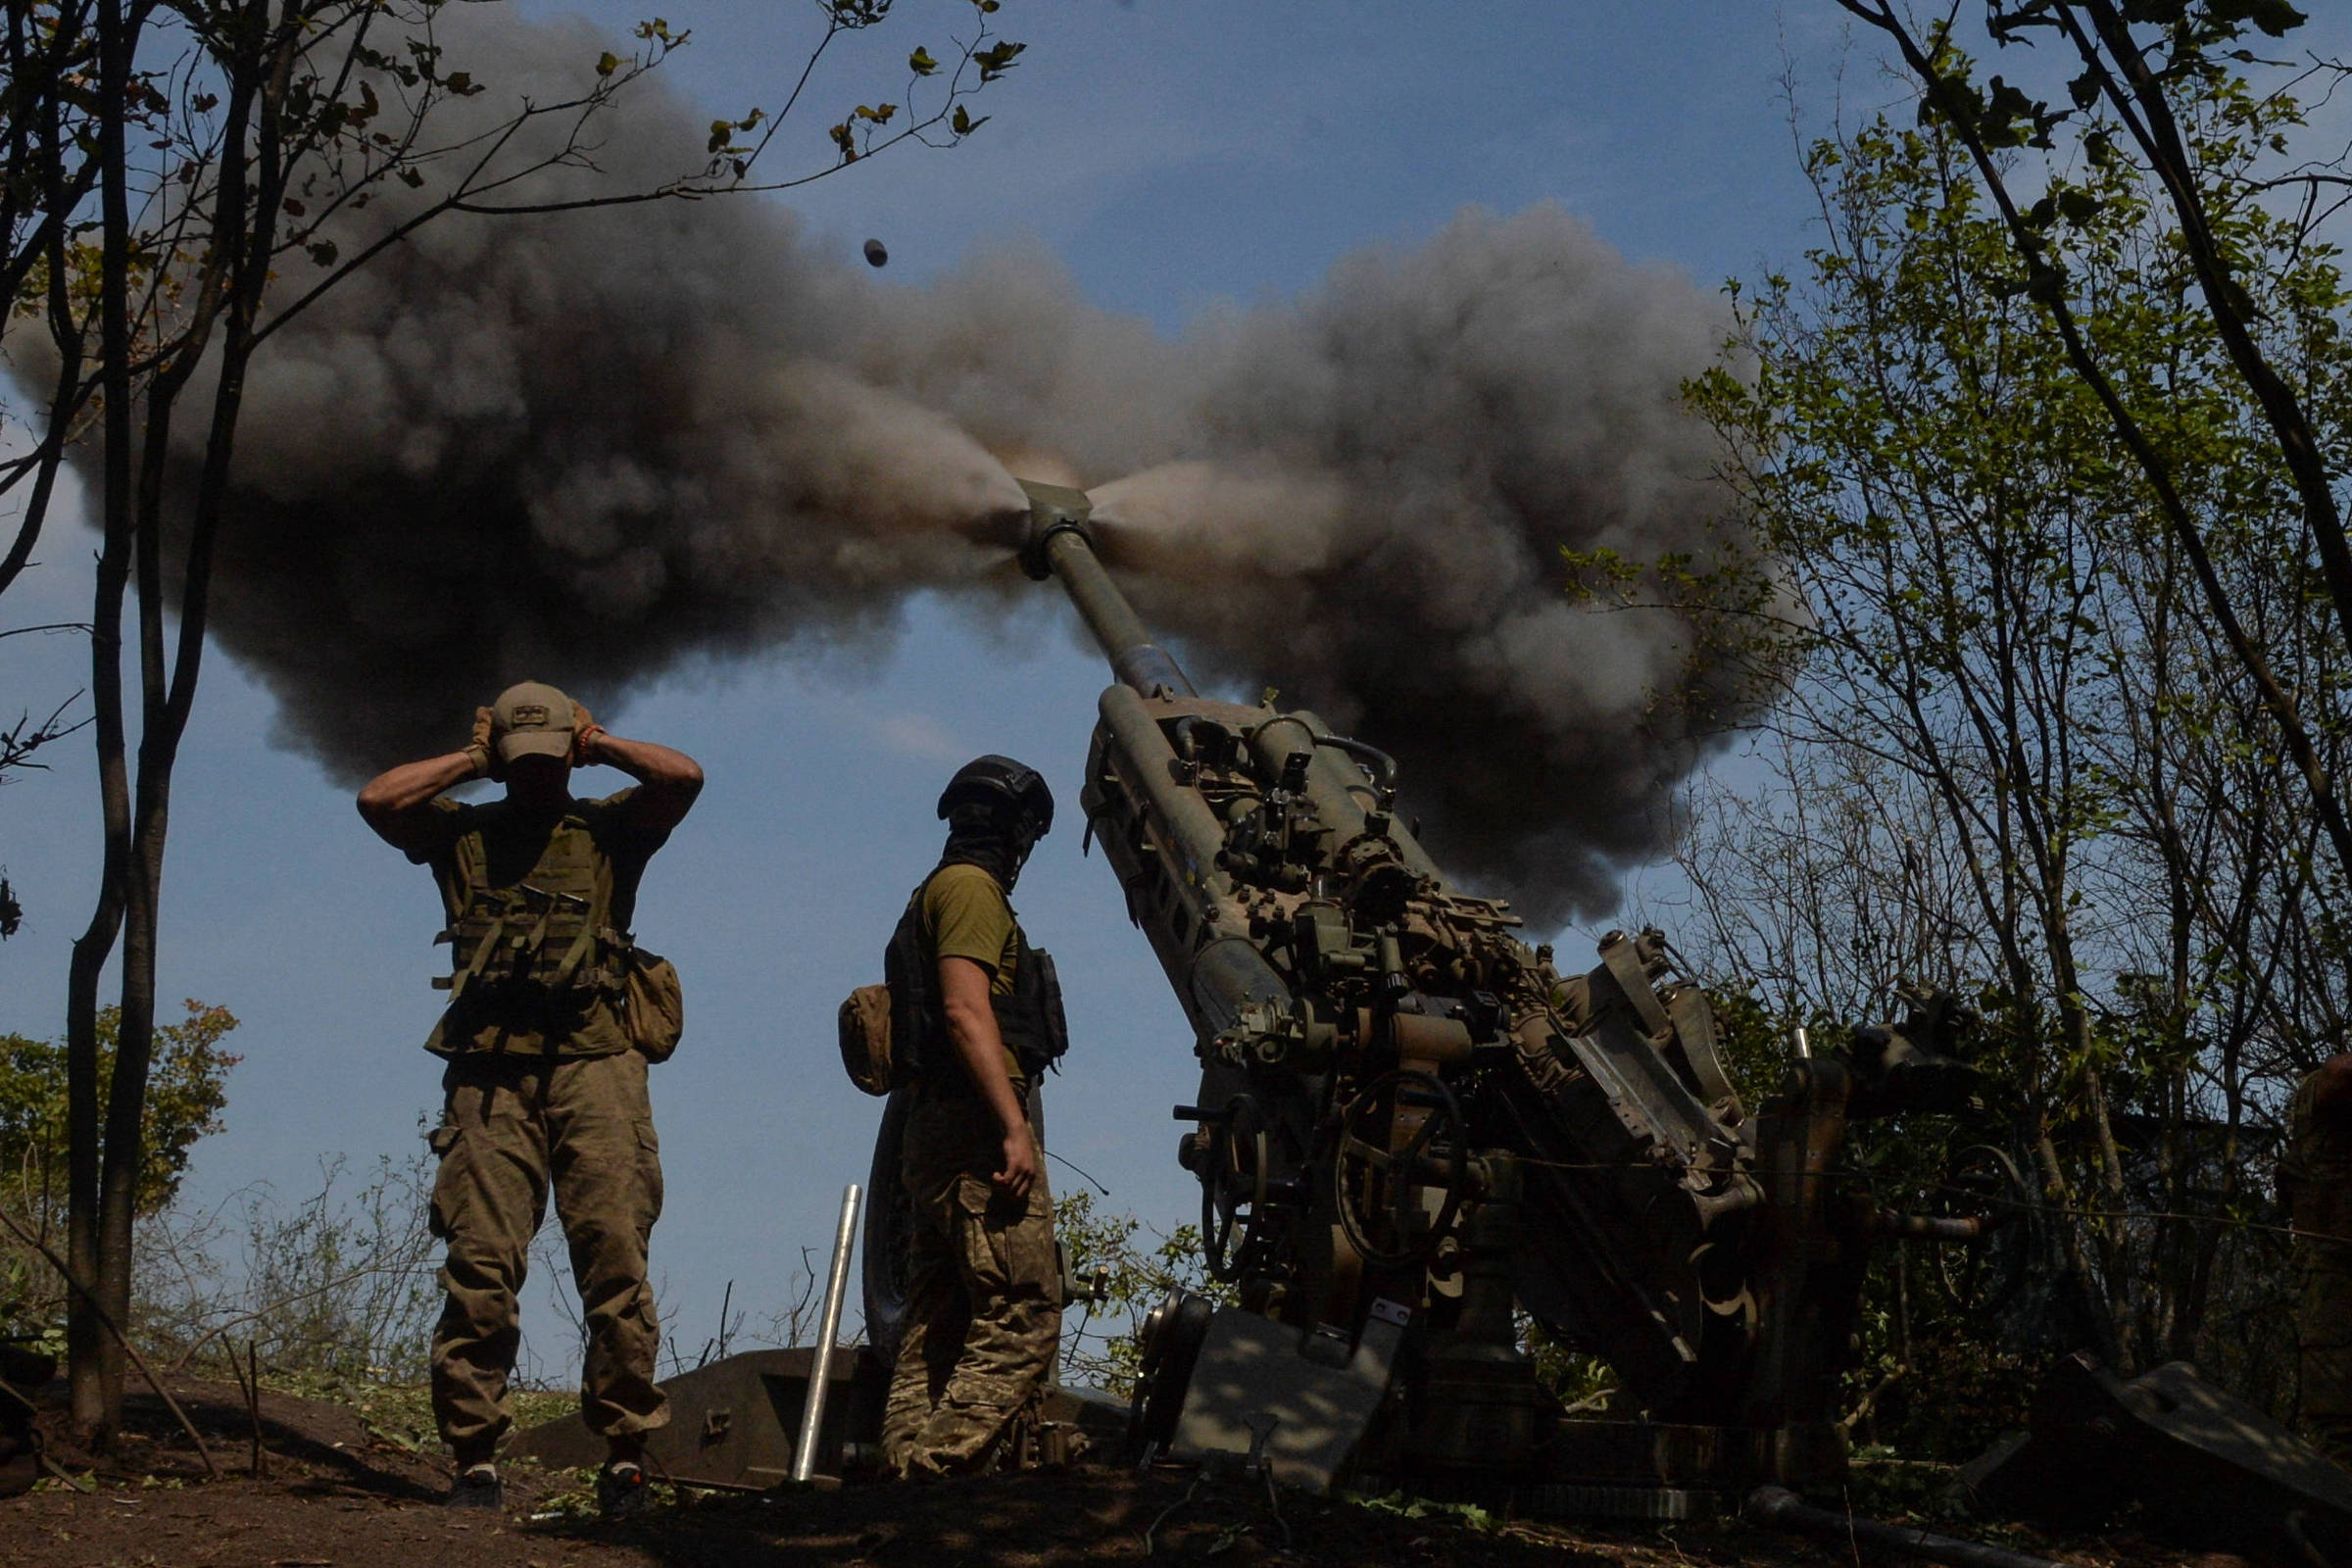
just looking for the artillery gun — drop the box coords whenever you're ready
[1006,478,1990,1513]
[521,473,2352,1549]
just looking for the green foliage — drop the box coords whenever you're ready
[972,39,1025,82]
[0,1000,237,1339]
[1634,39,2340,1439]
[1054,1190,1234,1396]
[0,1000,238,1223]
[828,1,1019,164]
[1340,1490,1500,1534]
[1519,1317,1616,1410]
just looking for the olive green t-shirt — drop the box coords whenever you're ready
[408,788,670,1056]
[918,861,1024,1086]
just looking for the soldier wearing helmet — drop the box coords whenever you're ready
[357,682,702,1518]
[879,755,1069,1477]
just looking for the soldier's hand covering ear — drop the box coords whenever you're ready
[571,702,605,766]
[466,707,501,780]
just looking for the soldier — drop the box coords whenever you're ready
[357,681,702,1517]
[2282,1053,2352,1467]
[879,756,1067,1477]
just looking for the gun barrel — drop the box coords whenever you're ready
[1018,479,1197,698]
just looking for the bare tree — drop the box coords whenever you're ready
[4,0,1026,1444]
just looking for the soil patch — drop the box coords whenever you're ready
[0,1377,2223,1568]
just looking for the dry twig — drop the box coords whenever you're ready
[0,1205,220,1477]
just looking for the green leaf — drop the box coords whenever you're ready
[973,39,1026,80]
[597,51,621,77]
[2055,188,2101,225]
[908,45,938,75]
[2207,0,2307,36]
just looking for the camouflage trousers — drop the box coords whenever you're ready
[2300,1240,2352,1465]
[427,1049,668,1466]
[881,1098,1060,1477]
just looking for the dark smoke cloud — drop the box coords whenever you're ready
[83,8,1747,922]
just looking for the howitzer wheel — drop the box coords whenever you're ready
[1927,1143,2035,1317]
[861,1090,917,1369]
[1333,1069,1467,1270]
[1200,1094,1271,1284]
[1128,1289,1215,1454]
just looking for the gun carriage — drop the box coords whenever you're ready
[1012,478,1987,1511]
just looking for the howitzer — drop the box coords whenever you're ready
[1015,478,1989,1510]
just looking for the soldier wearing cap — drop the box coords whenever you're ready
[2282,1054,2352,1465]
[358,682,702,1517]
[879,756,1068,1477]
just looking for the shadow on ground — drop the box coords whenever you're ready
[0,1378,2244,1568]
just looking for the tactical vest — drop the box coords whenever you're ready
[435,810,629,1009]
[882,869,1068,1091]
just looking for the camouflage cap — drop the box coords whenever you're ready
[490,680,577,763]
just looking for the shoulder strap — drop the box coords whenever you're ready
[440,905,512,1000]
[545,812,619,986]
[445,808,492,920]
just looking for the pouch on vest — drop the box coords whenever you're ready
[838,983,895,1096]
[624,947,686,1062]
[996,937,1070,1081]
[434,813,623,1010]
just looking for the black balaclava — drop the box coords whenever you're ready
[934,755,1054,892]
[938,805,1036,892]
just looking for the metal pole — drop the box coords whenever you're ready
[793,1183,862,1483]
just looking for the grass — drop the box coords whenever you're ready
[239,1366,580,1459]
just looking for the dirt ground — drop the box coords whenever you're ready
[0,1377,2245,1568]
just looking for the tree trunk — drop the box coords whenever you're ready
[81,0,281,1436]
[92,788,165,1422]
[65,0,137,1446]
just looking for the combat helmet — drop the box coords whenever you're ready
[938,754,1054,845]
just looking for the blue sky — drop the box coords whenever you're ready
[2,0,1872,1377]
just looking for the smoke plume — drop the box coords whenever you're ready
[110,9,1745,921]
